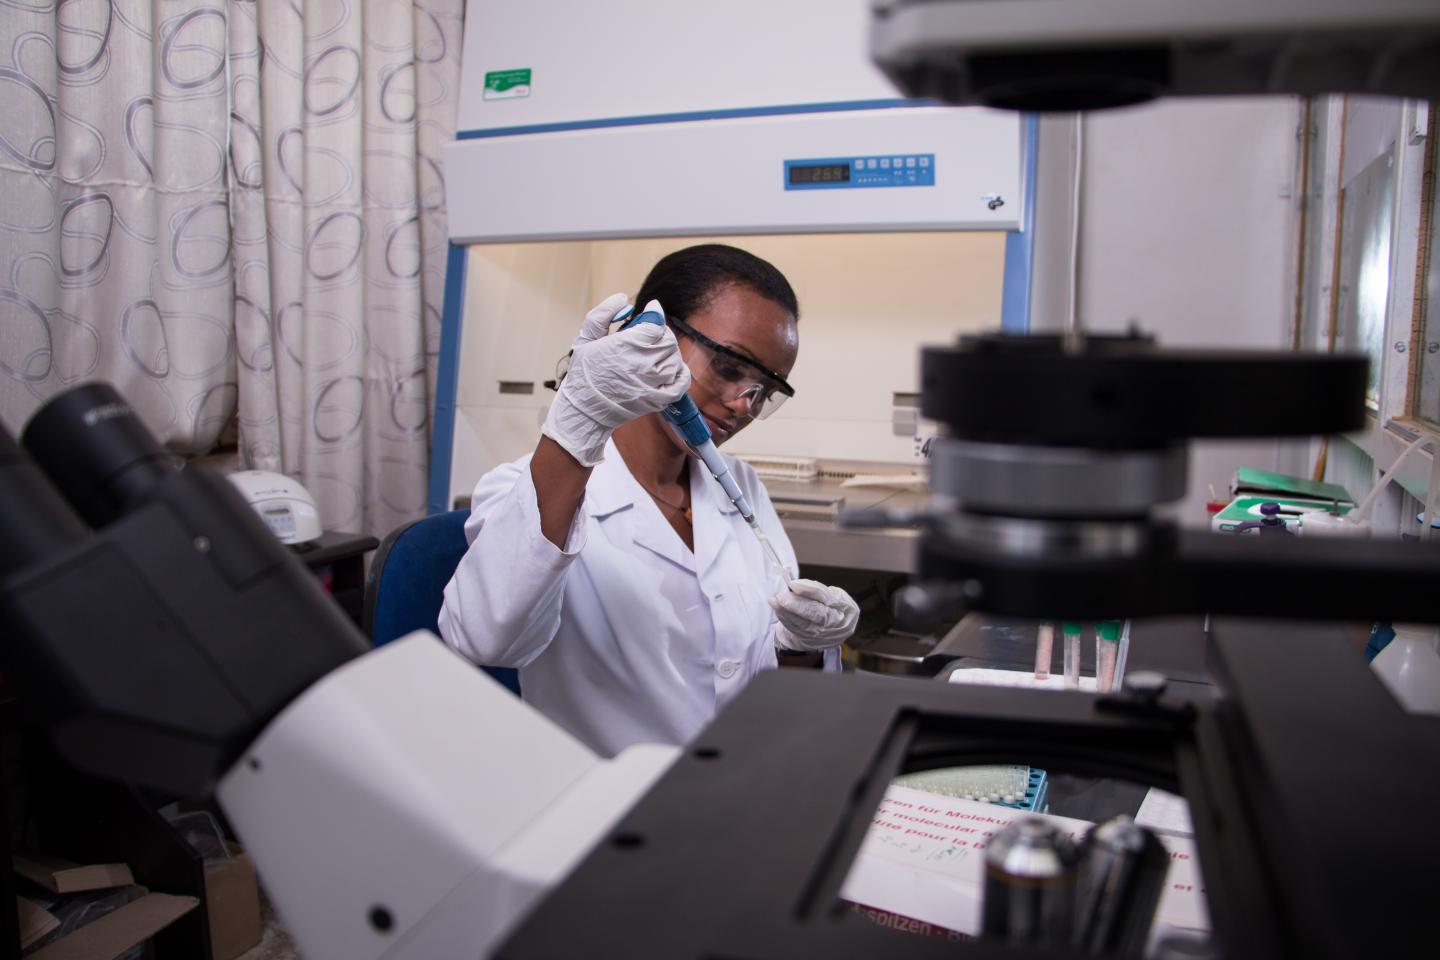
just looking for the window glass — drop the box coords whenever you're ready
[1297,105,1333,350]
[1334,146,1396,409]
[1417,144,1440,427]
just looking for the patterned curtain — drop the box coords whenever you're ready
[228,0,462,537]
[0,0,463,537]
[0,0,235,453]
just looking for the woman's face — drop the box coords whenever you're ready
[675,283,798,447]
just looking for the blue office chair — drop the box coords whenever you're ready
[363,509,521,696]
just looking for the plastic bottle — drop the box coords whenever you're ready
[1371,623,1440,714]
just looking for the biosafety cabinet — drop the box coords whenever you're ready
[435,0,1034,514]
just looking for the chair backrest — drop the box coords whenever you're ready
[363,510,520,695]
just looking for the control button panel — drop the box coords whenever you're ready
[783,153,936,190]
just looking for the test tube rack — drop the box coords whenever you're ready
[893,765,1049,813]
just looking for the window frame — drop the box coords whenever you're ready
[1305,99,1438,504]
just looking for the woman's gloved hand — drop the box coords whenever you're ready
[770,579,861,652]
[541,294,692,467]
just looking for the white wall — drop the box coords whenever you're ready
[1031,98,1305,523]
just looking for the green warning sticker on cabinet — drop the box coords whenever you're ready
[483,68,531,100]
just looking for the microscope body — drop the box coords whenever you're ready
[217,633,676,958]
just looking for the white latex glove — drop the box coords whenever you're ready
[769,579,861,652]
[541,294,693,467]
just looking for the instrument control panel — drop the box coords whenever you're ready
[783,153,935,190]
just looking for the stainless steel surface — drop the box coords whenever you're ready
[982,818,1080,944]
[935,512,1162,560]
[1075,816,1169,957]
[765,476,922,574]
[1091,815,1147,854]
[836,506,923,528]
[769,489,844,521]
[853,631,942,676]
[930,439,1188,516]
[989,819,1076,878]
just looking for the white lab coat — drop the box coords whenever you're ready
[438,439,804,757]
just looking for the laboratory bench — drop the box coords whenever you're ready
[766,475,1211,699]
[765,475,923,575]
[934,615,1211,692]
[847,616,1217,831]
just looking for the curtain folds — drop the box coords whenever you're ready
[230,0,462,536]
[0,0,235,453]
[1,0,463,537]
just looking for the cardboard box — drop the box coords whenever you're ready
[204,851,261,960]
[12,830,254,958]
[12,855,134,895]
[17,896,60,950]
[26,886,197,960]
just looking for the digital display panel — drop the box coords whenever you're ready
[788,163,851,185]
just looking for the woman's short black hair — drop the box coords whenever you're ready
[633,244,799,324]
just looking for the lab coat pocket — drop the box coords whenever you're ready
[734,581,780,672]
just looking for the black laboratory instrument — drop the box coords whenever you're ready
[1,383,367,797]
[861,333,1440,623]
[870,0,1440,111]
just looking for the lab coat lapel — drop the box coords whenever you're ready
[631,510,696,572]
[584,441,638,520]
[692,457,739,581]
[593,444,696,572]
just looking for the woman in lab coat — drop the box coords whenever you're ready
[438,244,860,757]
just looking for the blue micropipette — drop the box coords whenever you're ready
[617,303,790,578]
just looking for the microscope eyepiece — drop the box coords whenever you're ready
[0,422,89,578]
[21,382,182,528]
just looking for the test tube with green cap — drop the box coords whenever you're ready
[1096,620,1122,693]
[1062,621,1083,689]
